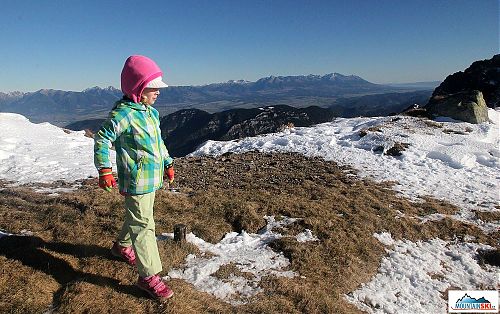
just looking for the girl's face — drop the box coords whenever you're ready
[141,88,160,105]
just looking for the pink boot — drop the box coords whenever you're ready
[111,242,136,266]
[137,275,174,301]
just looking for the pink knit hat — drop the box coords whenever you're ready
[120,55,168,103]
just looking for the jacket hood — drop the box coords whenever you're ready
[121,55,163,103]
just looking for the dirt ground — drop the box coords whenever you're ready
[0,152,496,313]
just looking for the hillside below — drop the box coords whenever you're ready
[160,105,335,156]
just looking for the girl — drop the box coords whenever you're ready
[94,55,175,301]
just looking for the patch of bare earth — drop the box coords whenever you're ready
[0,152,496,313]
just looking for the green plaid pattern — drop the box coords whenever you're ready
[94,99,173,195]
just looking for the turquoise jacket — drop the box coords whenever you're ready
[94,99,173,195]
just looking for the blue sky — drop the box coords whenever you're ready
[0,0,498,92]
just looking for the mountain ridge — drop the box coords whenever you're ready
[0,73,435,126]
[0,73,399,93]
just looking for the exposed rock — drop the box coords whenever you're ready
[385,142,410,157]
[399,104,432,118]
[427,54,500,109]
[426,90,489,124]
[359,126,382,138]
[477,249,500,267]
[84,129,95,139]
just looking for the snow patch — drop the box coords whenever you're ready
[373,232,395,246]
[0,229,33,238]
[0,230,12,239]
[164,216,317,304]
[345,233,498,314]
[295,229,319,242]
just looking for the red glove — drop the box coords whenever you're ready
[98,168,117,192]
[165,165,175,184]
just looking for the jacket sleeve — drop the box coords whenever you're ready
[161,139,173,167]
[94,110,130,170]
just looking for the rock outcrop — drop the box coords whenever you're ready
[425,54,499,123]
[426,90,489,124]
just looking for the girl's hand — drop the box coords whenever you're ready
[98,168,117,192]
[165,165,175,184]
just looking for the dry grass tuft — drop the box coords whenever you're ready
[212,263,255,281]
[475,210,500,223]
[423,120,443,128]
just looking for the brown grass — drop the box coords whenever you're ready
[212,263,255,281]
[0,152,496,313]
[475,210,500,223]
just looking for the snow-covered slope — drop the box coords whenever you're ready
[0,113,114,188]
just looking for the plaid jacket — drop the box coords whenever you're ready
[94,99,173,195]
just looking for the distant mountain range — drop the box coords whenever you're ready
[0,73,436,126]
[0,86,121,126]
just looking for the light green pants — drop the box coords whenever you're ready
[117,191,162,277]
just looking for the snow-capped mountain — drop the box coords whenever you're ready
[254,72,368,84]
[0,91,26,102]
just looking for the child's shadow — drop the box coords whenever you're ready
[0,235,145,305]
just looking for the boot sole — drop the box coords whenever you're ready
[137,284,174,301]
